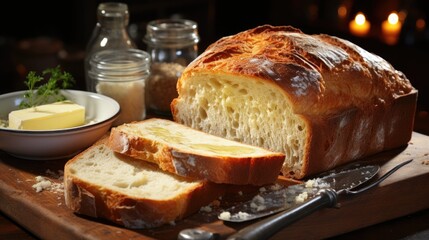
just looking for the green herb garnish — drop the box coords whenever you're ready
[19,65,75,109]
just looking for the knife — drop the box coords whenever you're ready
[177,159,412,240]
[223,159,412,240]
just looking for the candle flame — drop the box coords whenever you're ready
[355,13,366,25]
[388,12,399,25]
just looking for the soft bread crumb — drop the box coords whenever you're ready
[200,205,212,213]
[250,195,267,211]
[32,170,64,193]
[305,179,316,188]
[32,176,52,193]
[67,143,203,200]
[295,192,309,203]
[219,211,252,221]
[237,212,251,220]
[200,199,221,213]
[219,211,231,220]
[173,75,307,178]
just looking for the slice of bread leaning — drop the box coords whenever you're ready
[108,118,285,185]
[64,136,225,229]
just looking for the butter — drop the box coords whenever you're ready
[189,144,256,155]
[147,126,256,155]
[148,126,185,144]
[8,101,85,130]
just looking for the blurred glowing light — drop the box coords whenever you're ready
[398,11,407,22]
[355,13,367,25]
[382,12,402,45]
[388,12,399,25]
[349,12,370,37]
[416,18,426,31]
[338,5,347,19]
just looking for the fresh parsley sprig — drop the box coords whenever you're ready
[19,65,75,109]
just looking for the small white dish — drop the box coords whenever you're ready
[0,90,120,160]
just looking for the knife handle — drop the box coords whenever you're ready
[226,189,337,240]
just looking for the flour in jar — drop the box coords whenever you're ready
[97,80,145,125]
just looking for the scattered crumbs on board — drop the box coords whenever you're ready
[200,199,221,213]
[218,179,331,221]
[295,191,309,203]
[31,169,64,193]
[200,205,213,213]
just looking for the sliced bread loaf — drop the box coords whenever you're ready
[64,136,224,229]
[171,25,417,179]
[108,118,285,185]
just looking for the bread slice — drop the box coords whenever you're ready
[108,118,285,185]
[64,136,225,229]
[171,25,417,179]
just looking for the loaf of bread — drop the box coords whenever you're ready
[64,136,224,229]
[171,25,417,179]
[108,118,285,185]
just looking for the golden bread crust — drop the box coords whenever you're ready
[180,25,414,115]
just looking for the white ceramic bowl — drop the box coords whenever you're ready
[0,90,120,160]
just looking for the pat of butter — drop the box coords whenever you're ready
[8,101,85,130]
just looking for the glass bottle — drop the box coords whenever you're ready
[144,19,199,115]
[88,49,150,126]
[84,2,136,92]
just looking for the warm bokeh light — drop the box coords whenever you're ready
[338,5,347,19]
[416,18,426,31]
[398,11,407,22]
[382,11,402,45]
[355,13,367,25]
[349,12,370,37]
[388,12,399,25]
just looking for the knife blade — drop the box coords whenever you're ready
[223,159,413,240]
[219,164,379,223]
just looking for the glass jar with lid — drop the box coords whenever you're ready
[144,19,199,115]
[88,49,150,126]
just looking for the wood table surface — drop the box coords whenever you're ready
[1,131,429,240]
[2,208,429,240]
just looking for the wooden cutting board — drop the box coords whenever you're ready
[0,132,428,240]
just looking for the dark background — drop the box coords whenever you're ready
[0,0,428,133]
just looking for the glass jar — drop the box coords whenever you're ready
[88,49,150,126]
[144,19,199,115]
[84,2,136,92]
